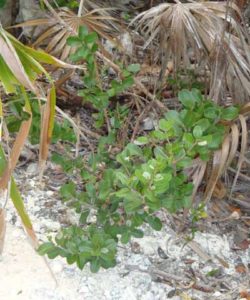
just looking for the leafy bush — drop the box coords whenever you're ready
[67,26,139,129]
[38,88,239,272]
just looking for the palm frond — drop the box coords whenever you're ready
[132,1,250,103]
[13,6,120,60]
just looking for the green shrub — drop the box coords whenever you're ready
[38,86,239,272]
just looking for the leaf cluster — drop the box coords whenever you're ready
[68,26,139,128]
[38,88,239,272]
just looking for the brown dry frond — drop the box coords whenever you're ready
[14,6,120,60]
[184,103,250,203]
[190,106,250,203]
[132,1,250,103]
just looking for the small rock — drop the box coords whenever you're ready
[167,289,177,298]
[157,246,169,259]
[44,220,60,232]
[131,242,141,254]
[26,163,38,175]
[120,32,133,55]
[46,191,54,197]
[213,291,222,297]
[141,117,156,131]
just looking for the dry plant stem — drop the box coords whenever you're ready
[55,106,96,152]
[229,115,248,198]
[42,0,75,35]
[78,0,85,17]
[167,227,212,262]
[150,268,185,282]
[75,113,80,157]
[79,124,101,140]
[130,98,158,142]
[54,70,75,89]
[104,109,111,133]
[209,0,230,102]
[1,124,11,204]
[228,167,250,182]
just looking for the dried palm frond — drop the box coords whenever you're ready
[13,4,120,61]
[131,1,250,103]
[189,104,250,203]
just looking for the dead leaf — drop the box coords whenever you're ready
[240,290,250,300]
[0,109,32,189]
[0,33,37,93]
[212,180,227,199]
[237,239,250,250]
[235,263,247,274]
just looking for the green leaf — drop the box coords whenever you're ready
[0,0,7,8]
[134,136,149,145]
[206,269,220,277]
[79,210,90,224]
[67,255,77,265]
[131,228,144,238]
[159,119,171,132]
[183,133,194,147]
[193,126,203,138]
[85,32,98,44]
[154,173,172,194]
[47,247,61,259]
[127,64,140,73]
[78,26,89,39]
[154,146,167,159]
[208,133,224,149]
[121,231,131,244]
[165,110,183,127]
[90,259,101,273]
[191,88,203,103]
[60,182,76,200]
[125,143,143,157]
[176,157,193,168]
[221,106,239,120]
[121,76,134,89]
[107,88,116,97]
[178,89,196,109]
[204,107,220,119]
[115,189,142,212]
[195,118,210,132]
[115,171,129,185]
[86,183,96,198]
[66,36,81,46]
[124,194,143,213]
[37,242,55,255]
[146,216,162,231]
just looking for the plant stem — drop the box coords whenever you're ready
[78,0,85,17]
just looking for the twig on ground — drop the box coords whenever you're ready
[228,167,250,182]
[185,240,212,262]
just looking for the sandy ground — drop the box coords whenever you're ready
[0,224,84,300]
[1,170,249,300]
